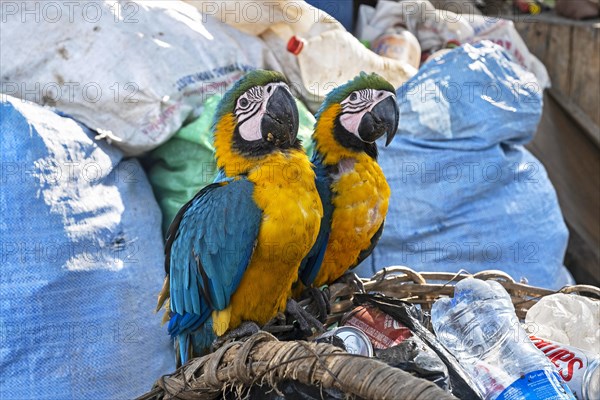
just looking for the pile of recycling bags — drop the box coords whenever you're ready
[357,42,572,290]
[0,0,574,398]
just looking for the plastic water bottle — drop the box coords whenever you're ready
[431,278,575,400]
[286,31,416,105]
[370,27,422,69]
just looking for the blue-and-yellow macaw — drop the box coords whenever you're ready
[297,72,399,290]
[156,70,323,363]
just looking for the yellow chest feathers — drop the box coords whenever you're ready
[215,150,323,332]
[314,157,390,286]
[249,150,323,261]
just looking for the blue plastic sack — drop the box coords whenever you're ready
[357,41,573,290]
[0,96,174,399]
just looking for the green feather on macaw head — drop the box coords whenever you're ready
[312,72,399,160]
[315,71,396,120]
[211,69,301,170]
[212,69,288,123]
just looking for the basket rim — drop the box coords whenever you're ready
[362,265,600,297]
[325,266,599,324]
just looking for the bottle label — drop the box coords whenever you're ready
[529,335,592,398]
[496,370,575,400]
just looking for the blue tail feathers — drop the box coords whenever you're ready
[169,311,216,363]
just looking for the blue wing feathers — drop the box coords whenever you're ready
[165,179,262,358]
[303,229,330,285]
[299,156,334,286]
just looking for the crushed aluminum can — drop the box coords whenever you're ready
[316,326,374,357]
[342,305,412,349]
[530,335,600,399]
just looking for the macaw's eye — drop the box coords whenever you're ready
[266,86,272,94]
[350,92,357,101]
[239,98,249,108]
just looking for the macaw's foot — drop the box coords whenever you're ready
[263,312,290,332]
[334,272,365,293]
[285,298,325,337]
[211,321,260,351]
[300,286,331,323]
[262,312,300,341]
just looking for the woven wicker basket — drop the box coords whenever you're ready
[327,266,600,322]
[139,267,600,400]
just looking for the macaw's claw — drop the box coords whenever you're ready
[285,298,325,337]
[211,321,260,351]
[301,286,331,323]
[263,312,291,333]
[335,272,365,293]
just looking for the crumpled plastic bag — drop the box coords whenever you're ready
[525,293,600,354]
[0,95,174,399]
[357,41,572,290]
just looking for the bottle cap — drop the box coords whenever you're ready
[287,36,305,55]
[446,39,461,49]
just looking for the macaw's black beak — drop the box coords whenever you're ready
[261,86,299,148]
[357,95,399,146]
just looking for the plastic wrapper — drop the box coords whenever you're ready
[375,338,450,390]
[354,293,483,400]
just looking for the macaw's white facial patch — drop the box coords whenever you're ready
[235,81,291,142]
[339,111,363,137]
[236,85,265,142]
[339,89,395,140]
[238,112,263,141]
